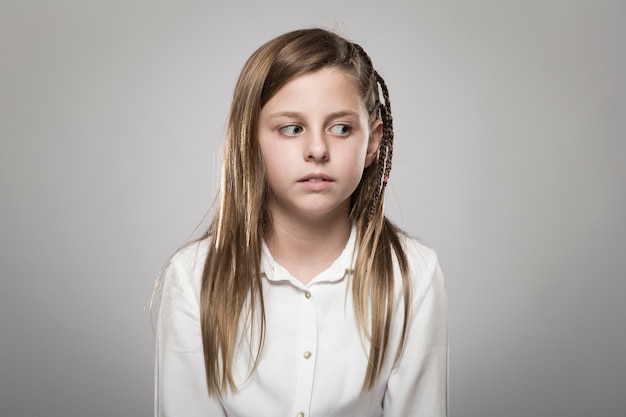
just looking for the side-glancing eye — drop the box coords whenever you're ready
[330,124,351,136]
[279,125,304,136]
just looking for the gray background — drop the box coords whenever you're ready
[1,1,624,416]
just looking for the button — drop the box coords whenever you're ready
[303,351,312,359]
[304,291,311,299]
[297,413,305,417]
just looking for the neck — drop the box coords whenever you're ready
[264,207,352,285]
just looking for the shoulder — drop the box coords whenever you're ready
[169,238,210,273]
[396,232,444,293]
[163,238,210,293]
[398,232,440,271]
[156,238,210,324]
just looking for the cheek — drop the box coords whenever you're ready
[261,155,278,185]
[260,146,288,190]
[344,151,368,184]
[259,138,276,169]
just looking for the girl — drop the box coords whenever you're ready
[155,28,448,416]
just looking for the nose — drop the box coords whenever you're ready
[304,130,329,162]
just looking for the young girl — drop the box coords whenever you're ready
[155,28,448,417]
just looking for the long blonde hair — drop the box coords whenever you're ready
[200,28,410,395]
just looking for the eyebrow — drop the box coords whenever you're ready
[266,110,361,120]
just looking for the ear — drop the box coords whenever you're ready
[365,119,383,168]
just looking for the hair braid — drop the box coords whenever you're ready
[376,71,394,185]
[351,43,395,224]
[347,42,409,392]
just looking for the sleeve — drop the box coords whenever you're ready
[383,246,449,417]
[154,245,227,417]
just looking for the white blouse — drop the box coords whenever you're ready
[155,228,448,417]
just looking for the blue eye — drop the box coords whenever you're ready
[279,125,303,136]
[330,124,351,136]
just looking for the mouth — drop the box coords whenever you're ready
[298,173,333,183]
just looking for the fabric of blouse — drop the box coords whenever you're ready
[155,228,448,417]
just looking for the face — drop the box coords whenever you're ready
[258,67,382,223]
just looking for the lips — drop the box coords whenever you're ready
[298,173,333,182]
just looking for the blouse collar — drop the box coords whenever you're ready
[260,225,357,288]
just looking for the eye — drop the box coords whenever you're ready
[279,125,304,136]
[330,124,351,137]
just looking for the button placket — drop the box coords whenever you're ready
[292,288,317,417]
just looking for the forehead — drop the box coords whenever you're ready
[261,68,366,114]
